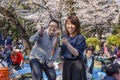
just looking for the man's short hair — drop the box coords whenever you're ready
[104,63,120,76]
[49,19,59,28]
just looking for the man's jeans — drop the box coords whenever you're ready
[30,59,56,80]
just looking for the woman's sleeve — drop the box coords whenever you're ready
[75,36,86,57]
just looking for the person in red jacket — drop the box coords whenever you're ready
[11,50,24,70]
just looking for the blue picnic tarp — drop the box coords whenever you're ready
[10,63,31,78]
[10,63,62,79]
[10,63,106,80]
[93,68,106,80]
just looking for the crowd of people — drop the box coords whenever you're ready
[0,15,120,80]
[84,42,120,80]
[0,36,26,70]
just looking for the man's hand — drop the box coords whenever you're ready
[47,61,55,68]
[54,30,61,37]
[37,27,44,36]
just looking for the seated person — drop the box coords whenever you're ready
[11,50,24,70]
[103,63,120,80]
[100,42,112,58]
[116,45,120,58]
[112,45,120,64]
[84,48,94,74]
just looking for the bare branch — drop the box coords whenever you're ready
[32,2,47,10]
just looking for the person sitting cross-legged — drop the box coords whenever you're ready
[10,50,24,70]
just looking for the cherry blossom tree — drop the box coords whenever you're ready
[0,0,119,52]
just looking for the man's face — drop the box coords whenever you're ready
[86,50,92,58]
[48,22,58,36]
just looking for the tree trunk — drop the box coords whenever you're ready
[66,0,75,16]
[0,6,32,55]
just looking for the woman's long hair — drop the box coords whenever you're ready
[65,15,81,35]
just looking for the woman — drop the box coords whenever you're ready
[100,41,112,58]
[61,15,87,80]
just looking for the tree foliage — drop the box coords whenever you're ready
[0,0,120,36]
[0,0,120,53]
[112,24,120,35]
[86,37,99,47]
[107,34,120,46]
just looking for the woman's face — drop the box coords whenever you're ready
[66,20,76,36]
[48,22,58,37]
[104,42,107,47]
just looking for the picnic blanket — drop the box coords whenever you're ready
[93,68,106,80]
[10,63,106,80]
[10,63,31,78]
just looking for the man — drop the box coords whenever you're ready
[29,19,60,80]
[84,48,94,74]
[103,63,120,80]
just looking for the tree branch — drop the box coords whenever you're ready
[0,6,32,51]
[32,2,47,10]
[32,1,53,19]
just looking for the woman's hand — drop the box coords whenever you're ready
[62,37,68,45]
[62,37,79,56]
